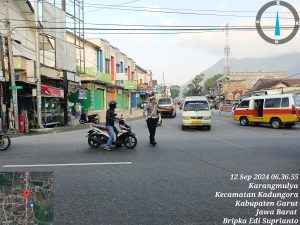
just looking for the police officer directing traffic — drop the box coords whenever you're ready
[144,96,158,145]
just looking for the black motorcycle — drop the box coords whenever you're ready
[0,131,11,151]
[86,115,137,150]
[79,112,100,124]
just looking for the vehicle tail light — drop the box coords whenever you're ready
[292,105,297,114]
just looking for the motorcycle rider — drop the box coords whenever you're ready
[104,101,119,151]
[144,96,158,145]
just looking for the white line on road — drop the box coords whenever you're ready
[3,162,132,168]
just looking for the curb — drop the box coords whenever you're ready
[10,116,144,138]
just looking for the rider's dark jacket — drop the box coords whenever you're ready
[106,108,117,126]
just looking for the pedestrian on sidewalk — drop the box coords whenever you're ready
[144,96,158,145]
[104,101,119,151]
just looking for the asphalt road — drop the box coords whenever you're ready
[0,112,299,225]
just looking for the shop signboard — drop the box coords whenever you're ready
[115,80,125,87]
[139,89,146,95]
[80,67,97,76]
[41,85,63,98]
[153,85,161,93]
[146,87,153,94]
[125,81,138,90]
[138,83,148,89]
[97,72,111,83]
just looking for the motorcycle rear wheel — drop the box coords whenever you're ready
[0,135,11,151]
[88,134,100,148]
[123,133,137,149]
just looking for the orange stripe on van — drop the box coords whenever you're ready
[234,109,255,116]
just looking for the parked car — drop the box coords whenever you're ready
[157,97,176,118]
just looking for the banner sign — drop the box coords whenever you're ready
[78,89,88,100]
[41,85,64,98]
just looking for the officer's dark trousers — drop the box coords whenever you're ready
[147,118,157,143]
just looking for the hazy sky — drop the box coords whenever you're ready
[82,0,300,85]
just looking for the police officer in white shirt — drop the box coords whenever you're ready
[144,96,158,145]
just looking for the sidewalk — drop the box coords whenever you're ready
[10,109,144,138]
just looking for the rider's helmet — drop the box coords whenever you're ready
[109,100,117,109]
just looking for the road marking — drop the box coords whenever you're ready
[3,162,132,168]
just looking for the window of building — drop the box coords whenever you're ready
[238,100,250,108]
[281,98,289,107]
[120,62,124,73]
[265,98,281,108]
[105,59,110,74]
[116,64,120,73]
[97,50,103,72]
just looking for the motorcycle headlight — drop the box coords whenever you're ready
[203,116,211,120]
[183,116,190,120]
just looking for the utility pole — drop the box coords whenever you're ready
[62,0,69,125]
[4,0,19,131]
[0,36,4,130]
[35,0,43,128]
[0,36,7,131]
[163,72,166,97]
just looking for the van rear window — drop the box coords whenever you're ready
[281,98,289,108]
[265,98,281,108]
[293,96,300,107]
[184,101,209,111]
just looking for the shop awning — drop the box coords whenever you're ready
[41,85,64,98]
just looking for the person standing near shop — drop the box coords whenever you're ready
[144,96,158,145]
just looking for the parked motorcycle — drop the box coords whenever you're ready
[0,131,11,151]
[86,115,137,150]
[79,112,100,124]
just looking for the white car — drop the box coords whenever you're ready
[182,96,212,130]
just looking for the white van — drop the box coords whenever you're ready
[182,96,212,130]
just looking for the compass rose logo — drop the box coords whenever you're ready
[256,1,299,44]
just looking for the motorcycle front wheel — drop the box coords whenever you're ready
[123,133,137,149]
[0,134,11,151]
[88,133,100,148]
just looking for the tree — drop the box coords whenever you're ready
[183,74,205,97]
[204,73,223,94]
[169,85,181,99]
